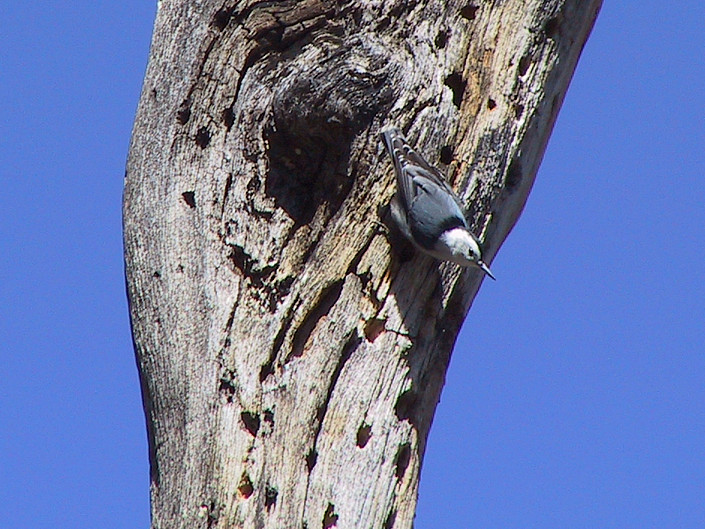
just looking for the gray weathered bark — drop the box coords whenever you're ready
[124,1,600,528]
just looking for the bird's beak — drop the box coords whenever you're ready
[478,260,496,280]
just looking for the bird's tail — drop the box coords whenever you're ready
[380,127,405,154]
[380,127,407,176]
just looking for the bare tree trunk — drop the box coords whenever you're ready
[123,1,600,527]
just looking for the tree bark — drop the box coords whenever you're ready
[124,1,600,528]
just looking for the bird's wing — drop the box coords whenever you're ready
[381,127,466,220]
[407,171,468,248]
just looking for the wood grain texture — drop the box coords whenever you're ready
[124,1,601,527]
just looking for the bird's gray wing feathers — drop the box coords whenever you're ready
[381,128,466,213]
[407,173,467,248]
[381,127,468,249]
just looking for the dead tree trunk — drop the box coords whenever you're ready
[124,1,600,527]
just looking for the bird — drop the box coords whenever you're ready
[380,127,495,280]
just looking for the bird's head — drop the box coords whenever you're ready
[442,227,496,280]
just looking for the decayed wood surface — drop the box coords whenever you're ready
[124,1,601,528]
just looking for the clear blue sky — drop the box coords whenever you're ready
[1,2,703,528]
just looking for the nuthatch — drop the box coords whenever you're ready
[381,127,495,279]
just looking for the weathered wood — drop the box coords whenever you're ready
[124,1,601,528]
